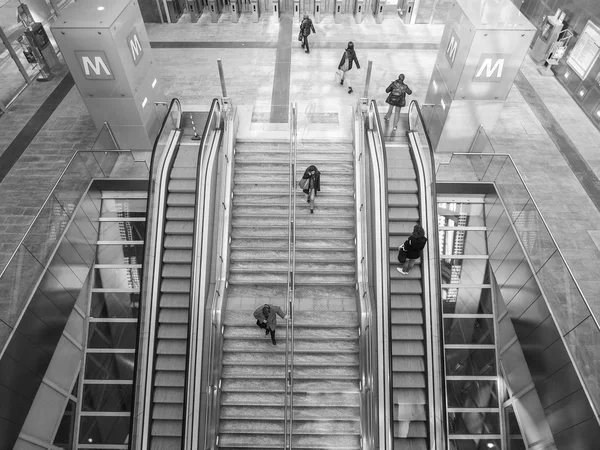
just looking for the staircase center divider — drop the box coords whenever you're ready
[131,98,182,450]
[284,103,298,449]
[184,98,227,450]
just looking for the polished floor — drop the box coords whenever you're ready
[0,10,599,328]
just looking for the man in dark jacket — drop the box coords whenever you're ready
[384,74,412,132]
[254,303,288,345]
[300,13,316,54]
[397,224,427,275]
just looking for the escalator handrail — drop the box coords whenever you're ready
[353,100,376,450]
[406,99,447,450]
[132,98,183,450]
[284,102,298,449]
[365,100,393,450]
[183,98,224,450]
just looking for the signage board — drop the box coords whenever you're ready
[567,20,600,80]
[446,29,460,68]
[127,27,143,66]
[75,50,114,80]
[473,53,511,82]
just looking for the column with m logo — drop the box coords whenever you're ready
[52,0,165,150]
[423,0,535,152]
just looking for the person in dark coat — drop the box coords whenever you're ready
[254,303,288,345]
[338,41,360,94]
[384,74,412,132]
[397,224,427,274]
[300,13,316,54]
[300,165,320,214]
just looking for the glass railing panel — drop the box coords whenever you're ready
[449,412,501,434]
[442,287,493,315]
[100,198,147,218]
[444,318,495,345]
[90,292,140,318]
[92,124,121,151]
[78,416,130,444]
[511,199,557,272]
[82,384,133,412]
[98,221,146,242]
[445,349,496,377]
[450,438,502,450]
[489,159,530,217]
[438,202,486,225]
[441,258,489,285]
[440,231,488,255]
[84,353,135,380]
[447,380,499,408]
[96,244,144,265]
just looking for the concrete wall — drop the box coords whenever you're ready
[485,192,600,450]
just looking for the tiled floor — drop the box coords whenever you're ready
[0,10,599,319]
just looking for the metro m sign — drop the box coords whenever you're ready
[445,29,459,68]
[127,28,144,66]
[473,53,511,82]
[75,51,114,80]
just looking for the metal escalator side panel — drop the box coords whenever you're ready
[406,99,446,450]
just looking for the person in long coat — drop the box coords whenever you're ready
[338,41,360,94]
[384,73,412,131]
[300,165,320,213]
[253,303,288,345]
[300,13,316,54]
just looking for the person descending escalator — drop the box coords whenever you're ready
[397,224,427,275]
[299,165,321,214]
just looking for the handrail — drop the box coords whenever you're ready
[284,102,298,449]
[183,99,228,450]
[365,100,392,450]
[183,98,224,450]
[353,100,376,450]
[407,99,446,450]
[0,122,122,281]
[133,97,183,450]
[445,152,600,334]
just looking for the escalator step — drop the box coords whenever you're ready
[390,280,422,294]
[391,356,425,372]
[155,371,185,387]
[391,324,424,340]
[166,206,194,221]
[151,418,183,437]
[162,263,192,279]
[392,388,426,405]
[160,293,189,308]
[393,403,426,421]
[150,436,182,450]
[391,438,428,450]
[155,356,186,371]
[165,221,193,235]
[163,249,192,263]
[219,419,285,434]
[161,278,190,293]
[388,193,419,207]
[388,179,418,193]
[164,235,193,249]
[157,339,187,355]
[389,222,419,235]
[158,309,188,323]
[153,386,184,403]
[158,323,188,339]
[152,403,183,419]
[168,179,196,193]
[390,265,422,279]
[389,294,424,309]
[170,167,197,179]
[391,341,425,356]
[391,372,426,389]
[167,192,195,206]
[390,310,424,325]
[395,421,427,438]
[389,207,420,221]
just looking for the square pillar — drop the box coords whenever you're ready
[52,0,166,150]
[424,0,535,152]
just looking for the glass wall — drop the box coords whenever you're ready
[439,195,504,450]
[75,192,146,449]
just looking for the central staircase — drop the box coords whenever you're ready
[292,142,361,449]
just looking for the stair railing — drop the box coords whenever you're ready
[184,99,230,450]
[407,99,446,450]
[353,100,376,450]
[284,102,298,449]
[365,100,393,449]
[131,98,182,450]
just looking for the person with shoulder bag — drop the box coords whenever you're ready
[337,41,360,94]
[299,165,320,214]
[384,73,412,132]
[254,303,289,345]
[299,13,316,54]
[397,224,427,275]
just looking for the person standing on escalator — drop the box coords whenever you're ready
[253,303,289,345]
[397,224,427,275]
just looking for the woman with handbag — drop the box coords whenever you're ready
[338,41,360,94]
[384,74,412,132]
[397,224,427,274]
[299,13,316,54]
[299,165,320,214]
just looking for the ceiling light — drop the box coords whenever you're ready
[97,6,105,10]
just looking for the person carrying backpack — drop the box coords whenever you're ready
[384,74,412,132]
[299,13,316,54]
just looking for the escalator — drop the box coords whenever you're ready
[131,99,224,450]
[364,100,444,450]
